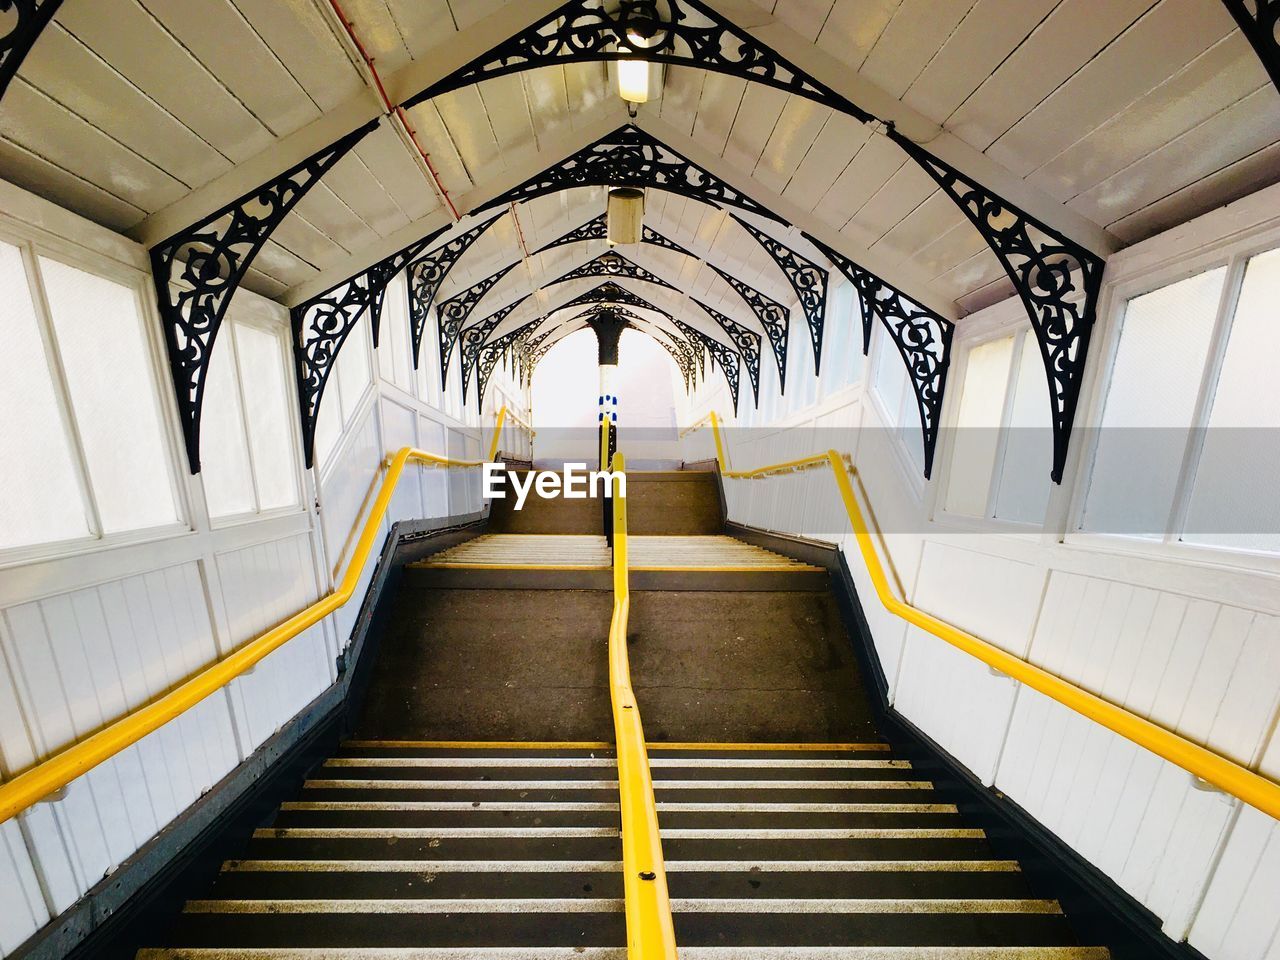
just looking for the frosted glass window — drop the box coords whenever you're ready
[40,257,180,534]
[236,322,299,511]
[378,272,413,392]
[994,336,1053,524]
[1082,267,1225,538]
[872,326,907,424]
[336,321,372,423]
[1183,248,1280,553]
[0,241,90,549]
[945,336,1014,516]
[200,335,256,519]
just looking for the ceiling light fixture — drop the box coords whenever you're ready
[607,187,645,245]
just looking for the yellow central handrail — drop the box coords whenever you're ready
[0,445,487,825]
[691,412,1280,822]
[608,450,678,960]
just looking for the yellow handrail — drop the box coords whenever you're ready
[0,446,485,825]
[607,451,679,960]
[486,404,533,462]
[693,412,1280,821]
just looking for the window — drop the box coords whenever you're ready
[818,280,864,397]
[313,316,374,470]
[1082,244,1280,555]
[377,271,414,394]
[871,324,926,471]
[201,311,300,521]
[0,238,182,554]
[944,331,1053,524]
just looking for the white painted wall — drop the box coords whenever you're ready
[0,178,525,956]
[684,184,1280,959]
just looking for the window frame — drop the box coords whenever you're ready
[1062,221,1280,572]
[0,221,192,569]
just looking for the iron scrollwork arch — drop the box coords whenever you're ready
[729,214,828,374]
[477,124,781,224]
[0,0,64,101]
[459,295,530,404]
[547,250,679,291]
[152,120,378,473]
[407,214,505,369]
[437,262,518,382]
[532,212,698,260]
[708,264,790,393]
[694,298,761,406]
[1221,0,1280,94]
[675,317,740,412]
[889,127,1101,483]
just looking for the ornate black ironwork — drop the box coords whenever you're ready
[406,0,870,122]
[460,295,530,404]
[729,214,827,374]
[560,280,676,319]
[292,232,443,469]
[152,120,378,473]
[805,233,952,479]
[408,214,505,368]
[437,262,518,381]
[694,298,760,406]
[0,0,63,101]
[477,125,781,223]
[477,315,545,406]
[674,317,739,412]
[547,250,679,291]
[1222,0,1280,93]
[560,303,697,389]
[708,264,789,393]
[532,212,698,260]
[888,127,1101,483]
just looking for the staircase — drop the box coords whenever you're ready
[138,466,1111,958]
[139,742,1107,958]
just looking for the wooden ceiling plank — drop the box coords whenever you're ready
[564,61,611,127]
[433,84,505,187]
[1106,141,1280,245]
[250,238,318,289]
[231,0,366,112]
[269,212,351,271]
[814,134,908,232]
[913,219,992,281]
[351,128,443,223]
[689,71,748,158]
[987,0,1238,180]
[403,100,475,197]
[901,0,1061,126]
[479,73,539,158]
[321,150,412,239]
[140,0,321,136]
[658,65,706,137]
[860,0,980,102]
[0,80,188,214]
[781,113,869,214]
[446,0,508,32]
[56,0,272,165]
[816,0,904,74]
[932,248,1008,307]
[768,0,837,42]
[288,181,382,256]
[240,264,291,299]
[18,25,232,189]
[1030,34,1269,203]
[870,190,970,268]
[1068,86,1280,236]
[722,83,789,172]
[384,0,457,60]
[942,0,1156,150]
[339,0,416,76]
[751,96,831,196]
[523,67,572,148]
[840,164,938,255]
[0,137,147,231]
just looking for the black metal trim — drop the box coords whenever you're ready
[1222,0,1280,94]
[708,263,789,393]
[407,214,505,369]
[889,126,1102,484]
[693,297,761,406]
[459,294,530,405]
[405,0,871,121]
[729,214,828,373]
[806,233,953,479]
[436,262,518,383]
[475,124,782,223]
[530,212,697,259]
[675,316,740,412]
[152,120,377,473]
[476,316,544,407]
[546,249,679,291]
[0,0,63,102]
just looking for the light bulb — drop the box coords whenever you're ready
[617,59,650,104]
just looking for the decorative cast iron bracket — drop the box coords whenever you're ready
[459,294,530,404]
[1222,0,1280,94]
[532,212,697,259]
[674,317,740,412]
[477,316,545,405]
[888,127,1101,483]
[806,233,953,479]
[437,262,518,382]
[694,298,761,406]
[729,214,828,373]
[0,0,64,101]
[708,263,789,393]
[407,214,505,368]
[475,125,781,224]
[152,120,377,473]
[546,250,679,291]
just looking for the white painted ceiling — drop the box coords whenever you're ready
[2,0,1277,347]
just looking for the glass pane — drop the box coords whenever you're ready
[1184,248,1280,553]
[872,326,906,425]
[994,335,1053,524]
[383,271,412,392]
[945,336,1014,517]
[1082,266,1225,538]
[336,319,372,423]
[200,331,256,519]
[40,257,180,534]
[0,241,90,549]
[236,322,299,511]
